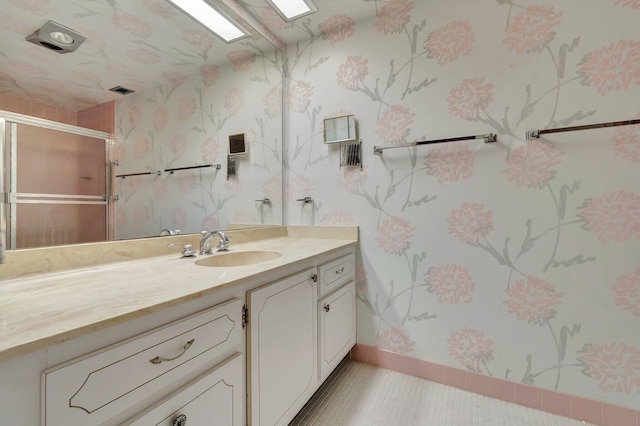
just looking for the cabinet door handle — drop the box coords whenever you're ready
[311,273,318,283]
[172,414,187,426]
[324,304,330,312]
[335,267,345,274]
[149,339,195,364]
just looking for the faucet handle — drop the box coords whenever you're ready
[167,243,197,258]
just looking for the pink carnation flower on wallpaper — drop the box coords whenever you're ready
[171,208,187,229]
[263,85,282,118]
[200,64,220,87]
[578,342,640,393]
[448,79,494,121]
[319,15,355,45]
[144,0,176,18]
[320,210,355,226]
[177,97,196,121]
[162,72,186,88]
[375,216,416,255]
[232,211,257,224]
[112,14,152,37]
[129,106,143,129]
[338,164,368,192]
[133,204,149,225]
[578,40,640,96]
[425,20,474,65]
[228,50,255,72]
[424,144,474,184]
[425,264,474,304]
[448,326,494,372]
[72,71,101,85]
[181,28,214,49]
[153,106,168,131]
[503,141,563,188]
[9,0,53,16]
[578,191,640,244]
[377,327,415,354]
[612,267,640,317]
[225,88,244,114]
[376,0,414,35]
[504,276,564,324]
[201,137,220,163]
[614,0,640,8]
[11,61,46,76]
[133,137,150,160]
[337,55,369,91]
[447,202,494,244]
[176,171,197,194]
[224,176,243,195]
[114,144,126,166]
[201,214,220,231]
[287,175,314,201]
[259,7,293,32]
[612,114,640,163]
[503,6,562,54]
[263,175,283,204]
[127,48,160,65]
[153,176,168,200]
[376,105,415,145]
[288,81,314,113]
[171,135,187,158]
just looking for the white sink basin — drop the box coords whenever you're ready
[194,251,282,267]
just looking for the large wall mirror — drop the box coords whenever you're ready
[0,0,284,249]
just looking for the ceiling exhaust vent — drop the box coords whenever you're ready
[109,86,135,95]
[26,20,86,54]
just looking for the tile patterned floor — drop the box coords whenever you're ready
[290,360,594,426]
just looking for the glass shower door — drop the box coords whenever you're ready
[2,118,110,249]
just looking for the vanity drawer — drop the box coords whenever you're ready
[123,353,243,426]
[318,253,355,297]
[42,298,242,426]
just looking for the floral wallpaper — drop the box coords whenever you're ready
[114,48,283,239]
[0,0,276,111]
[283,0,640,410]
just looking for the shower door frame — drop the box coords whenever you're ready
[0,110,116,249]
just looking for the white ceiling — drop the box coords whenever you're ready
[0,0,377,112]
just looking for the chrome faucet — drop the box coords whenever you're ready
[199,230,230,255]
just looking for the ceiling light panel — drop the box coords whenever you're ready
[267,0,317,21]
[165,0,247,43]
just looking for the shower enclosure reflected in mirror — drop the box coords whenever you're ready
[0,0,284,250]
[0,115,112,249]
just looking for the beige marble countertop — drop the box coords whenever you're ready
[0,226,358,362]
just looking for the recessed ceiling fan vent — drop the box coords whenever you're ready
[109,86,135,95]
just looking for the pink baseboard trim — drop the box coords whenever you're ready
[349,344,639,426]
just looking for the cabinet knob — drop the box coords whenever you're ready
[311,273,318,283]
[335,267,345,274]
[172,414,187,426]
[324,304,330,312]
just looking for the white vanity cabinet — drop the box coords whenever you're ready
[123,353,243,426]
[318,281,356,381]
[0,237,358,426]
[247,268,319,426]
[42,299,243,426]
[247,251,357,426]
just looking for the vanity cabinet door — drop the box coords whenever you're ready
[319,281,356,381]
[247,268,318,426]
[123,353,243,426]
